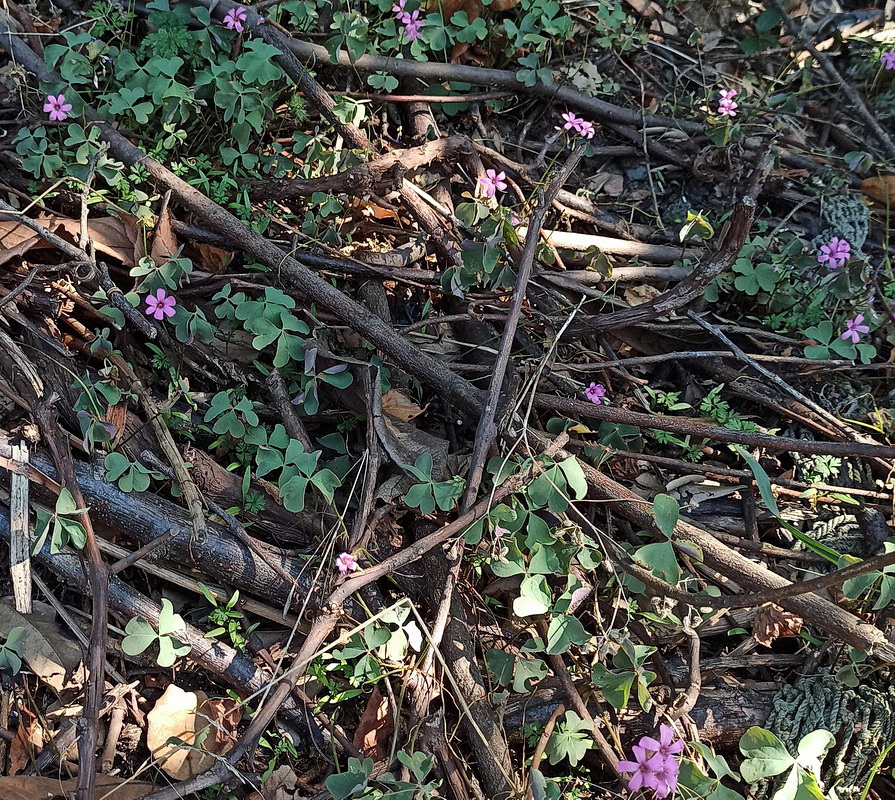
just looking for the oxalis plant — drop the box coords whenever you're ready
[122,598,191,668]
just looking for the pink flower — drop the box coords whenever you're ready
[640,724,684,758]
[576,120,596,139]
[585,382,606,405]
[392,0,407,15]
[335,552,359,575]
[559,111,595,138]
[618,726,682,798]
[817,236,851,269]
[223,6,247,31]
[43,94,72,122]
[649,754,680,799]
[882,51,895,70]
[717,89,738,117]
[144,288,177,320]
[619,751,675,796]
[561,111,584,131]
[841,314,870,344]
[477,169,507,199]
[400,9,425,40]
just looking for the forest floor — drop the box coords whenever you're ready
[3,0,895,799]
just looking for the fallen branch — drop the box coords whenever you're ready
[533,393,895,458]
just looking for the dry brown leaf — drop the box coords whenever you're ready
[256,765,299,800]
[8,706,43,776]
[149,207,178,265]
[381,389,425,422]
[195,242,233,274]
[0,215,143,267]
[0,599,85,693]
[146,685,238,780]
[861,176,895,207]
[624,284,662,306]
[752,603,803,647]
[352,687,393,761]
[0,774,154,800]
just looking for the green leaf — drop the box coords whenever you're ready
[236,40,284,84]
[796,729,835,778]
[404,482,435,515]
[557,457,587,500]
[653,493,679,537]
[545,711,592,767]
[633,541,681,585]
[156,634,190,668]
[485,649,515,685]
[739,726,796,782]
[326,757,373,800]
[121,616,157,656]
[157,598,185,636]
[513,575,551,617]
[512,657,547,693]
[55,487,78,516]
[591,665,634,709]
[279,474,310,512]
[544,614,590,655]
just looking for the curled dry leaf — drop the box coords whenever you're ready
[146,684,240,780]
[752,603,803,647]
[381,388,426,422]
[149,206,178,266]
[861,175,895,208]
[0,774,154,800]
[352,686,393,761]
[624,283,663,307]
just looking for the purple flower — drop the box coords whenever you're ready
[841,314,870,344]
[559,111,596,139]
[817,236,851,269]
[335,552,359,575]
[882,51,895,70]
[618,751,674,796]
[577,120,596,139]
[400,9,425,40]
[640,724,684,758]
[392,0,406,13]
[223,6,248,31]
[144,288,177,321]
[561,111,584,131]
[650,754,680,799]
[478,169,507,199]
[585,382,606,405]
[44,94,72,122]
[618,726,682,798]
[717,89,738,117]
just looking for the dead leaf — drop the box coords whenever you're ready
[752,603,803,647]
[381,389,425,422]
[0,775,154,800]
[0,598,85,693]
[195,243,233,274]
[624,284,662,306]
[149,207,178,266]
[255,765,298,800]
[146,685,238,780]
[8,706,43,776]
[0,215,143,267]
[861,175,895,207]
[352,687,393,761]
